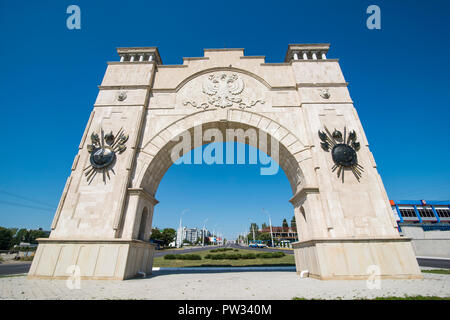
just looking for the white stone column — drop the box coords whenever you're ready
[148,54,153,62]
[321,52,327,60]
[130,55,135,62]
[312,52,317,60]
[293,52,299,60]
[120,55,125,62]
[139,54,144,62]
[303,52,308,60]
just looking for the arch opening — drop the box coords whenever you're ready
[138,120,307,198]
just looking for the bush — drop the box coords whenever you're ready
[204,251,285,260]
[209,248,234,253]
[226,254,241,260]
[179,254,201,260]
[163,254,201,260]
[255,252,285,259]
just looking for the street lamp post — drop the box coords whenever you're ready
[202,218,208,247]
[262,208,274,247]
[177,209,189,248]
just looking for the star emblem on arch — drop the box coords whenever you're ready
[83,128,128,184]
[318,126,364,182]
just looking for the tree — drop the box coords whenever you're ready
[150,228,176,247]
[257,232,272,241]
[290,216,296,231]
[161,228,176,246]
[282,219,289,228]
[150,228,163,242]
[261,223,268,230]
[28,229,49,244]
[203,236,211,245]
[12,228,28,246]
[249,223,259,233]
[0,227,14,250]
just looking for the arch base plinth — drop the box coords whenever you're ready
[292,237,423,280]
[27,239,155,280]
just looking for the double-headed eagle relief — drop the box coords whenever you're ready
[84,128,129,183]
[184,73,265,109]
[318,126,364,182]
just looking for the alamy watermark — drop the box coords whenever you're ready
[366,264,381,289]
[66,264,81,289]
[366,5,381,30]
[66,5,81,30]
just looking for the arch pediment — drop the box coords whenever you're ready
[177,69,269,111]
[174,67,272,92]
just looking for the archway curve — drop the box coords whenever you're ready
[169,67,274,92]
[134,108,313,198]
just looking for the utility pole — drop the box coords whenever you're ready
[177,209,189,248]
[202,218,208,247]
[262,208,274,247]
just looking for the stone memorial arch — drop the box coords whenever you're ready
[28,44,422,280]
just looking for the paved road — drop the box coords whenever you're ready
[0,262,32,276]
[417,258,450,269]
[2,251,449,276]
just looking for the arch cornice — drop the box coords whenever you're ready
[140,108,308,154]
[152,67,287,93]
[134,108,314,197]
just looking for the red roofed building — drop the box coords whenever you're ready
[260,226,298,243]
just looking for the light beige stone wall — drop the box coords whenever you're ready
[30,45,422,280]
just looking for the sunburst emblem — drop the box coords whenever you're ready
[83,128,128,183]
[318,126,364,182]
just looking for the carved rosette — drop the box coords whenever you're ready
[184,73,265,110]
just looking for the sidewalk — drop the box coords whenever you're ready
[1,268,449,300]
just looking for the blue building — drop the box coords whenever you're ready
[390,199,450,232]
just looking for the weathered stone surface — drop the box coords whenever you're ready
[29,45,422,280]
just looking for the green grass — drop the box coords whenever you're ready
[422,269,450,275]
[0,274,27,279]
[154,248,295,267]
[373,296,450,300]
[292,295,450,300]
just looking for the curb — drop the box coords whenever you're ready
[152,266,296,271]
[417,256,450,261]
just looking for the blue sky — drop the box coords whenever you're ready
[0,1,449,239]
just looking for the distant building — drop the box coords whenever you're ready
[390,199,450,231]
[260,226,298,244]
[390,199,450,258]
[176,227,212,245]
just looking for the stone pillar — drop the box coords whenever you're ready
[28,47,161,280]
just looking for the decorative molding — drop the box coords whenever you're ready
[297,82,348,88]
[127,188,159,205]
[116,91,127,101]
[289,187,320,206]
[183,73,265,110]
[319,89,331,99]
[292,236,413,249]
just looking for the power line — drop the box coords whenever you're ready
[0,189,56,209]
[0,200,55,212]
